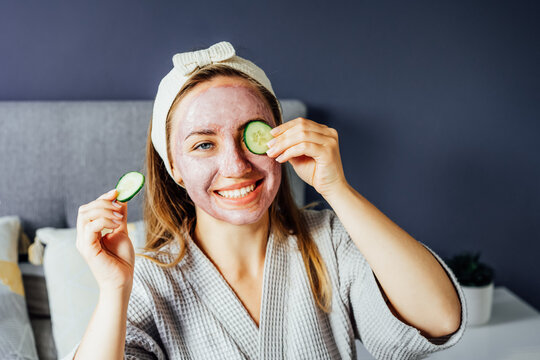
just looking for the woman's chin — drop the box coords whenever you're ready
[210,208,268,226]
[207,194,271,225]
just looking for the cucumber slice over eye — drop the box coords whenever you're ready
[115,171,145,202]
[243,120,274,155]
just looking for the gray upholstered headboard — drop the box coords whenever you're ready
[0,100,307,238]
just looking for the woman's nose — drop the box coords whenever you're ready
[220,142,252,177]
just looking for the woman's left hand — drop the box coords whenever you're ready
[266,117,347,198]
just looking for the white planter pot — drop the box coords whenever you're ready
[462,282,494,326]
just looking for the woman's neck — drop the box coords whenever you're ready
[193,208,270,281]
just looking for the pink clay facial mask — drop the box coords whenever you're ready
[170,84,281,225]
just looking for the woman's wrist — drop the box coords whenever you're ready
[99,282,133,304]
[320,179,353,206]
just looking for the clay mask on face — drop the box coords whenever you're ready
[170,84,281,225]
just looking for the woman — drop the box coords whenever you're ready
[71,42,465,359]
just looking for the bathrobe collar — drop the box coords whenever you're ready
[181,230,291,359]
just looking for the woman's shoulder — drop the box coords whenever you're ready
[130,244,192,308]
[299,207,333,226]
[299,208,346,237]
[297,208,349,253]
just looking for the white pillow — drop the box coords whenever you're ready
[38,220,144,359]
[38,220,145,250]
[0,216,39,359]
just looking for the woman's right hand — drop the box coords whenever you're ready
[76,189,135,293]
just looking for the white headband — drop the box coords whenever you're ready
[151,41,276,182]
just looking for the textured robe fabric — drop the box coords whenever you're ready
[67,209,467,359]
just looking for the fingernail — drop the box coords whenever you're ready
[112,219,122,225]
[113,211,123,218]
[266,138,276,147]
[266,147,277,156]
[112,200,122,208]
[270,127,279,135]
[275,155,284,162]
[107,189,116,196]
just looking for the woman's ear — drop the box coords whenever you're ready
[171,164,186,189]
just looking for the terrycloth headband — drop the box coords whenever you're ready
[151,41,276,183]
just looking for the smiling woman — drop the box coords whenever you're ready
[69,41,466,360]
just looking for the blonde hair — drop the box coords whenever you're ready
[141,64,332,313]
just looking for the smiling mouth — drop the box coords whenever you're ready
[214,179,263,199]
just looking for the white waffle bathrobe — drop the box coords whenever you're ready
[69,209,467,359]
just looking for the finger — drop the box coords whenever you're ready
[266,129,330,158]
[98,188,118,201]
[77,198,124,230]
[88,202,129,235]
[274,142,326,163]
[79,199,121,214]
[111,200,129,233]
[80,217,121,251]
[81,207,124,223]
[88,217,122,233]
[270,117,328,137]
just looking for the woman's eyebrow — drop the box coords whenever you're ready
[184,129,217,141]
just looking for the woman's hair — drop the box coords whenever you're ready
[141,64,332,313]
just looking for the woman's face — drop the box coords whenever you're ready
[169,76,281,225]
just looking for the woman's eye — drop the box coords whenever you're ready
[195,142,213,150]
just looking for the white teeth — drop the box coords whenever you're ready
[217,184,256,199]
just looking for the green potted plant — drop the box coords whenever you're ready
[446,252,495,326]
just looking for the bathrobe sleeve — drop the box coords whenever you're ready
[327,209,467,359]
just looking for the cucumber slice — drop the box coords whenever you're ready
[243,120,273,154]
[115,171,145,202]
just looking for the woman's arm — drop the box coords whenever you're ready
[267,118,461,338]
[323,183,461,338]
[73,189,135,359]
[74,287,132,359]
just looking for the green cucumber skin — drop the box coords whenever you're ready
[116,190,141,203]
[244,120,273,155]
[115,171,145,203]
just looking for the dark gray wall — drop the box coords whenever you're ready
[1,0,539,309]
